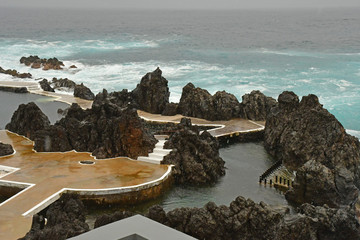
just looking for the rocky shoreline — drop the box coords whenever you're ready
[264,91,360,208]
[0,66,32,79]
[20,56,66,70]
[22,194,360,240]
[39,78,95,100]
[1,66,360,239]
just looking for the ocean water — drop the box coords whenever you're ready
[0,8,359,137]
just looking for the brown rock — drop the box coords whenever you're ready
[0,66,32,79]
[20,56,64,71]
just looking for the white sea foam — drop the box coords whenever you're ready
[336,53,360,56]
[0,38,159,66]
[257,49,323,58]
[346,129,360,140]
[330,79,353,92]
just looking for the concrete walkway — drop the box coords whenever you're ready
[0,80,265,239]
[0,131,170,240]
[138,110,265,138]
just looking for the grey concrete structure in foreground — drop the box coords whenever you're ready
[69,215,197,240]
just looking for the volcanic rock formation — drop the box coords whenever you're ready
[94,211,135,229]
[178,83,243,121]
[132,67,170,114]
[6,101,156,159]
[20,56,65,70]
[93,89,136,109]
[92,68,170,113]
[240,90,277,121]
[38,78,95,100]
[74,83,95,100]
[51,78,76,90]
[20,194,89,240]
[6,102,50,139]
[162,118,225,185]
[0,142,14,156]
[264,91,360,207]
[162,102,178,116]
[39,79,55,92]
[0,66,32,78]
[96,196,360,240]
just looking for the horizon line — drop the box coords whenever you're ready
[1,5,360,11]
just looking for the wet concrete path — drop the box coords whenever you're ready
[0,81,265,239]
[0,131,169,239]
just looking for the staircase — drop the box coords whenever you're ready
[137,135,172,164]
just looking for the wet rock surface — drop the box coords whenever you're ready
[51,78,76,90]
[0,142,14,156]
[20,56,65,70]
[240,90,277,121]
[74,83,95,100]
[6,102,50,139]
[20,194,89,240]
[264,91,360,207]
[39,79,55,92]
[132,67,170,114]
[39,78,95,100]
[0,66,32,78]
[162,118,225,185]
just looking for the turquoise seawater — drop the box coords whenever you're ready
[0,8,359,138]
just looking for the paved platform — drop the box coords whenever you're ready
[0,131,170,240]
[0,80,265,239]
[138,110,265,138]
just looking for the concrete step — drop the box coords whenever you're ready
[154,135,169,140]
[153,148,172,155]
[137,156,162,164]
[155,140,166,148]
[148,153,165,160]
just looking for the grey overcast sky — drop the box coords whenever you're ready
[0,0,359,10]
